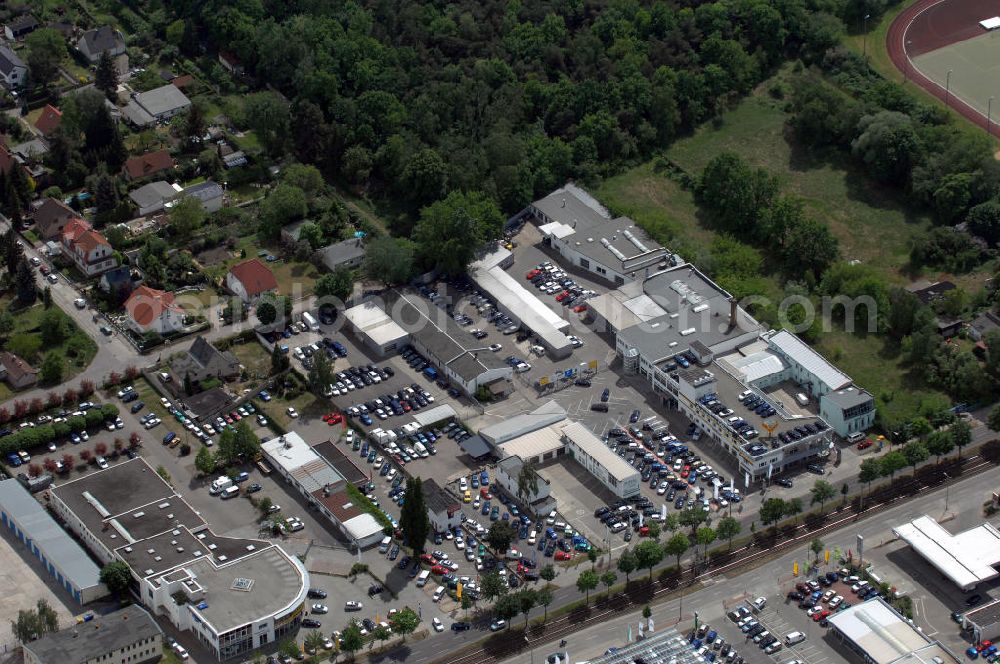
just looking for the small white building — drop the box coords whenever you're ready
[226,258,278,304]
[0,43,27,89]
[343,301,409,356]
[180,181,224,213]
[129,181,181,216]
[123,285,184,336]
[560,421,641,498]
[424,478,462,534]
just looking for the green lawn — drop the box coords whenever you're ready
[229,341,272,377]
[203,238,320,298]
[5,301,98,385]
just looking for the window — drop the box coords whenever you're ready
[579,258,590,269]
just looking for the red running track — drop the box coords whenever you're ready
[886,0,993,132]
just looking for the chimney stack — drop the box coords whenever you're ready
[729,297,737,327]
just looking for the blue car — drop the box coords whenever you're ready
[6,453,21,467]
[360,415,372,426]
[967,648,979,659]
[258,390,271,401]
[480,471,489,485]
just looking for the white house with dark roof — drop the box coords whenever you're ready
[0,42,27,88]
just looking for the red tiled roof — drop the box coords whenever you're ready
[125,286,180,327]
[61,217,92,243]
[0,352,37,381]
[124,150,175,180]
[228,258,277,297]
[73,228,111,255]
[34,104,62,136]
[171,74,193,89]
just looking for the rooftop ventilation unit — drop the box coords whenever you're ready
[623,229,651,253]
[692,303,709,314]
[600,238,627,261]
[680,328,696,336]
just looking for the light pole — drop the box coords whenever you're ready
[945,69,953,108]
[988,97,994,137]
[862,13,871,59]
[904,40,912,82]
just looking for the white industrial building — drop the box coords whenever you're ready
[828,597,961,664]
[479,401,567,447]
[261,432,384,549]
[560,421,641,498]
[469,247,573,358]
[522,184,674,286]
[424,479,462,533]
[342,301,409,356]
[892,515,1000,590]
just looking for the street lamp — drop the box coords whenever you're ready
[988,97,994,137]
[904,40,913,82]
[863,14,871,59]
[945,69,953,108]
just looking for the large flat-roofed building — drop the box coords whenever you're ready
[468,247,573,359]
[0,478,105,604]
[479,402,567,447]
[261,432,384,549]
[49,458,309,661]
[828,597,961,664]
[23,605,162,664]
[560,421,640,498]
[389,291,512,397]
[892,516,1000,590]
[524,184,673,286]
[342,301,409,356]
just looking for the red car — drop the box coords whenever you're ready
[480,487,492,499]
[813,610,831,622]
[401,402,412,412]
[431,564,448,575]
[555,291,571,302]
[856,439,873,450]
[639,526,650,536]
[323,413,344,425]
[420,553,436,565]
[230,411,242,421]
[573,304,588,313]
[526,269,541,279]
[554,550,572,561]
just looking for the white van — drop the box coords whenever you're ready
[302,311,320,332]
[210,476,233,495]
[416,570,430,587]
[785,632,806,645]
[795,393,809,406]
[378,536,392,554]
[432,586,446,602]
[846,432,866,444]
[221,486,239,500]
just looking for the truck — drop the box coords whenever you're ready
[301,311,320,332]
[210,476,233,495]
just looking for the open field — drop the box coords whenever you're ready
[3,299,98,386]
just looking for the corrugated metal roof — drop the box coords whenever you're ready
[767,329,851,391]
[0,478,102,591]
[480,402,567,445]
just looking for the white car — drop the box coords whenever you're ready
[96,456,108,469]
[514,362,531,373]
[568,335,583,348]
[489,343,503,352]
[806,606,823,617]
[432,617,444,632]
[287,407,299,418]
[312,604,329,614]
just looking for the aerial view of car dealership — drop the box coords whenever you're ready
[2,2,1000,664]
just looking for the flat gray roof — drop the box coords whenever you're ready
[389,291,510,383]
[824,385,874,409]
[24,605,161,664]
[135,84,191,118]
[0,479,102,591]
[312,441,367,485]
[616,265,762,362]
[480,401,566,445]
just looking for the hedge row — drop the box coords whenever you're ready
[0,404,119,456]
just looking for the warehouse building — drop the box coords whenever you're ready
[963,598,1000,642]
[342,301,409,356]
[49,458,309,660]
[560,421,641,498]
[523,184,674,286]
[892,515,1000,590]
[0,478,105,604]
[469,246,573,359]
[828,597,961,664]
[261,432,384,549]
[479,401,567,447]
[23,605,162,664]
[389,291,512,397]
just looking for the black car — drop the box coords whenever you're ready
[451,622,472,631]
[966,594,983,607]
[130,401,145,413]
[307,589,327,599]
[806,464,826,475]
[787,591,804,600]
[362,619,376,631]
[368,584,384,596]
[601,388,610,402]
[575,378,592,387]
[774,478,793,488]
[398,556,411,569]
[302,619,321,628]
[246,483,262,493]
[629,409,640,423]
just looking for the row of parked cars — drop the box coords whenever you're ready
[327,363,395,396]
[345,383,435,426]
[524,262,597,313]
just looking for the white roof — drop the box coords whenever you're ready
[480,402,567,445]
[827,598,957,664]
[560,421,640,484]
[341,513,384,541]
[343,302,408,346]
[412,404,456,428]
[767,329,851,391]
[497,426,565,461]
[892,516,1000,590]
[720,350,786,384]
[470,247,571,352]
[261,432,344,493]
[538,221,575,239]
[981,16,1000,29]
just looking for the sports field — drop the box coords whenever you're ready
[913,30,1000,118]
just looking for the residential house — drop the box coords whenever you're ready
[34,104,62,136]
[181,181,224,213]
[122,85,191,128]
[225,258,277,303]
[31,198,75,240]
[4,14,38,40]
[0,352,37,389]
[61,218,118,277]
[969,310,1000,342]
[129,181,180,216]
[318,238,365,272]
[11,138,47,162]
[0,43,27,88]
[124,286,184,336]
[98,265,137,303]
[910,280,957,305]
[123,150,175,181]
[76,25,126,62]
[169,337,241,384]
[217,51,244,75]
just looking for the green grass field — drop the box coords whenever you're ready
[596,75,957,424]
[4,300,98,386]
